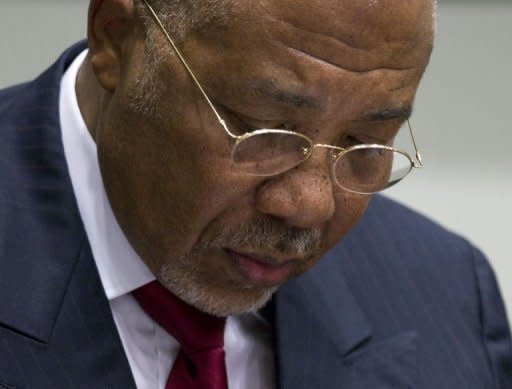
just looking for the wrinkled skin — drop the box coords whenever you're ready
[78,0,434,316]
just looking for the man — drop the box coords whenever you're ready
[0,0,511,388]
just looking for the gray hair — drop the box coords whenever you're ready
[134,0,231,41]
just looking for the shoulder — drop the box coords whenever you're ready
[321,195,497,342]
[343,194,481,275]
[0,82,32,125]
[0,83,28,106]
[0,40,87,123]
[316,195,489,322]
[328,195,512,387]
[332,195,490,316]
[306,195,512,387]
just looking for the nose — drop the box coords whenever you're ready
[254,154,335,229]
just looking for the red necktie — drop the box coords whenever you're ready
[133,281,228,389]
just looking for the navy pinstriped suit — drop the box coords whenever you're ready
[1,43,511,389]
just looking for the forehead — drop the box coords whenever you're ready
[263,0,433,46]
[184,0,434,121]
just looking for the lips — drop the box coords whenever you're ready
[225,249,297,286]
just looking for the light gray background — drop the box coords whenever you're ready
[1,1,511,319]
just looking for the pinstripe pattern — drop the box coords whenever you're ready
[1,42,511,388]
[269,197,512,388]
[0,42,137,389]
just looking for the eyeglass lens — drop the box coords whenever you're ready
[232,131,311,176]
[232,131,413,194]
[333,147,413,194]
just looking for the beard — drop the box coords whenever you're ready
[158,215,323,317]
[159,259,278,317]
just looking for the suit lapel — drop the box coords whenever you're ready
[270,243,418,389]
[0,42,135,388]
[0,49,84,343]
[46,238,137,389]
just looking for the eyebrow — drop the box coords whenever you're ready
[362,106,412,121]
[248,79,412,121]
[251,80,318,109]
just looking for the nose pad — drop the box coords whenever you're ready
[254,156,335,229]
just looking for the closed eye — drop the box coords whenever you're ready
[219,105,290,133]
[340,135,366,148]
[341,130,396,148]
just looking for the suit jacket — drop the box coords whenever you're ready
[1,42,511,389]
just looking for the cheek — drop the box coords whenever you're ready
[137,134,259,262]
[324,192,371,248]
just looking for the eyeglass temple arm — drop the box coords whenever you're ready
[142,0,238,139]
[407,120,423,168]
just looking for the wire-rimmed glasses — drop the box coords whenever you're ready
[142,0,423,195]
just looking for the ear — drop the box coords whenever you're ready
[88,0,135,91]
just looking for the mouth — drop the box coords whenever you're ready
[225,249,299,287]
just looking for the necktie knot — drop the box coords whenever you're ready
[133,281,228,389]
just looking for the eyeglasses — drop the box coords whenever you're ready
[142,0,423,194]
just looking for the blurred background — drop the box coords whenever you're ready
[1,1,511,318]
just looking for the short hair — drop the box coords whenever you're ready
[134,0,231,41]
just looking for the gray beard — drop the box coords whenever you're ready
[158,261,277,317]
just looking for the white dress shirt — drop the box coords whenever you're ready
[59,49,275,389]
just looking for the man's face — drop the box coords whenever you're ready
[96,0,434,316]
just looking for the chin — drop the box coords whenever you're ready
[158,262,278,317]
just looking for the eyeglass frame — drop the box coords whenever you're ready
[141,0,424,194]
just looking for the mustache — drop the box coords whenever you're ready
[200,216,323,259]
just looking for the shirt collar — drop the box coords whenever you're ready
[59,49,155,301]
